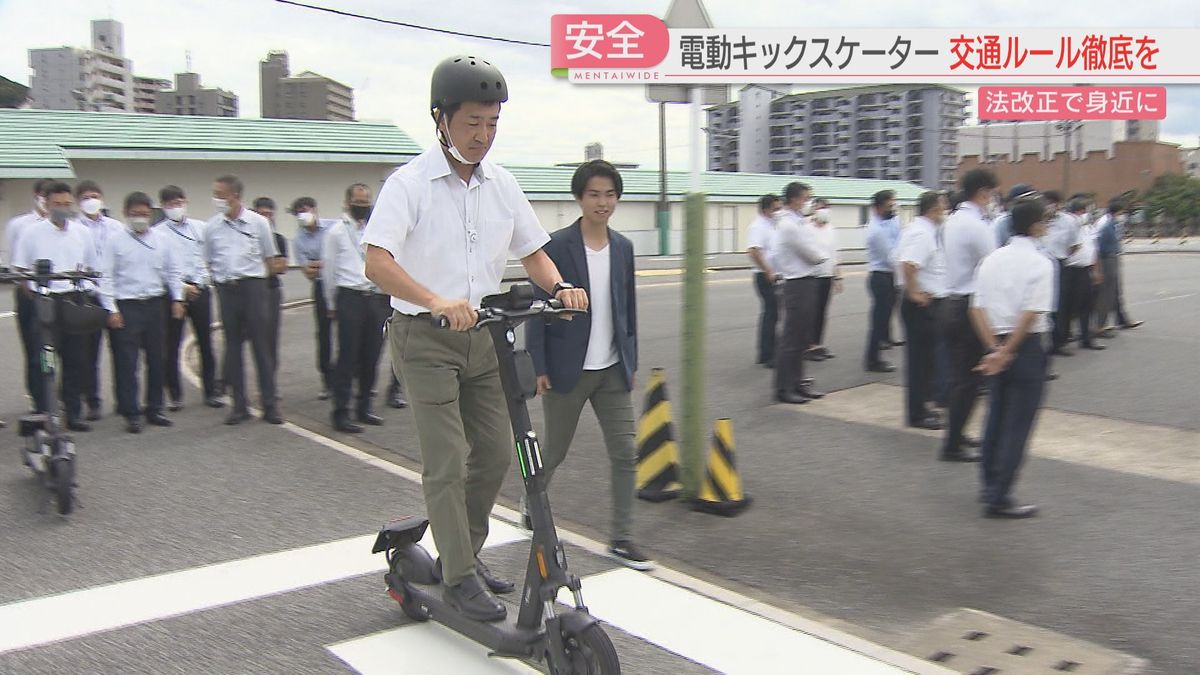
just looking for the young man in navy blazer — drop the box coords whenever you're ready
[526,160,651,570]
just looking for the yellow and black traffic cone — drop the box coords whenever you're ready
[635,368,682,502]
[691,418,752,516]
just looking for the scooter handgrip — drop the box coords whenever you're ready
[433,314,450,329]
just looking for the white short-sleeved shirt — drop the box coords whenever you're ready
[5,210,42,265]
[972,235,1055,335]
[12,219,98,293]
[1066,220,1099,267]
[772,208,826,279]
[363,146,550,315]
[895,216,948,298]
[942,201,995,295]
[745,214,774,252]
[203,207,279,283]
[812,224,837,277]
[1044,212,1080,261]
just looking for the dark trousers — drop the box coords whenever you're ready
[980,334,1047,507]
[1054,264,1091,348]
[1114,256,1131,325]
[1075,270,1098,345]
[752,272,778,365]
[864,271,896,367]
[775,277,818,393]
[313,279,334,389]
[166,287,217,401]
[216,277,276,413]
[81,293,104,411]
[46,296,91,421]
[16,288,39,406]
[813,276,833,346]
[901,297,940,424]
[942,296,984,453]
[111,297,167,419]
[267,283,283,380]
[333,289,392,415]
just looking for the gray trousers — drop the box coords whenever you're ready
[389,312,511,585]
[541,365,637,542]
[1096,256,1120,327]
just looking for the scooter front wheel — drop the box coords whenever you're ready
[551,623,620,675]
[50,456,74,516]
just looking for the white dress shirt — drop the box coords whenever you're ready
[1044,212,1079,261]
[772,208,826,280]
[972,235,1055,335]
[79,214,122,260]
[203,207,279,284]
[5,210,42,265]
[98,224,184,312]
[1066,219,1099,268]
[812,223,838,278]
[156,217,211,287]
[895,216,949,298]
[583,243,619,370]
[362,146,550,315]
[12,219,98,293]
[321,216,376,307]
[942,201,995,296]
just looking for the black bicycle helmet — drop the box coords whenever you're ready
[430,55,508,113]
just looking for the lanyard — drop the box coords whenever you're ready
[168,221,197,242]
[126,228,155,250]
[343,219,366,263]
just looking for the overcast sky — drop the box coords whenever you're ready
[2,0,1198,169]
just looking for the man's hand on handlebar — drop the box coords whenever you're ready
[554,287,588,319]
[430,296,477,332]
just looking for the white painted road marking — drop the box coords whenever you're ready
[561,569,910,674]
[0,523,524,655]
[328,624,539,674]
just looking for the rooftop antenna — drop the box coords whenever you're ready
[186,49,193,72]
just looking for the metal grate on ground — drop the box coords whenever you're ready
[902,609,1148,675]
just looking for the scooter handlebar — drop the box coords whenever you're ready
[433,299,586,330]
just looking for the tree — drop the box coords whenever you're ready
[0,75,29,108]
[1139,174,1200,236]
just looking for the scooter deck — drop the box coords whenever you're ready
[394,578,547,661]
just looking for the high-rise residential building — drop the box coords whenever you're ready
[133,75,170,114]
[958,119,1161,163]
[260,51,354,122]
[154,72,238,117]
[707,84,968,190]
[29,19,134,112]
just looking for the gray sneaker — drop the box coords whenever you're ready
[609,540,654,571]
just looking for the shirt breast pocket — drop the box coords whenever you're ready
[480,216,515,266]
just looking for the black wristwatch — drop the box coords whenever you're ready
[552,281,575,295]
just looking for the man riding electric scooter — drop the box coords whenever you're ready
[363,55,588,622]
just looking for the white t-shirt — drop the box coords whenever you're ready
[583,243,619,370]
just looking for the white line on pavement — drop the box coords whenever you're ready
[0,525,524,655]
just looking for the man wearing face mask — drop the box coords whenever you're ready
[895,191,950,431]
[807,198,841,362]
[290,196,335,399]
[75,180,121,421]
[157,185,222,411]
[863,189,900,373]
[939,168,999,462]
[12,182,98,431]
[321,183,393,433]
[363,55,588,622]
[745,194,782,368]
[100,192,186,434]
[252,197,290,387]
[6,178,53,410]
[205,175,282,425]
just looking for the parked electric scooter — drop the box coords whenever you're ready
[1,260,104,517]
[372,283,620,674]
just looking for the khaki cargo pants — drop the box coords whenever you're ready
[389,312,511,585]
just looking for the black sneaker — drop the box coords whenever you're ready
[609,540,654,571]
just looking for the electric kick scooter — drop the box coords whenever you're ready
[0,260,102,517]
[372,283,621,674]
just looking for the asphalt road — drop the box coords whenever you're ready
[0,251,1196,674]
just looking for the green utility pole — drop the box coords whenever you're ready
[680,191,706,496]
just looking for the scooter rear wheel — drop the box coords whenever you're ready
[551,623,620,675]
[390,583,431,623]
